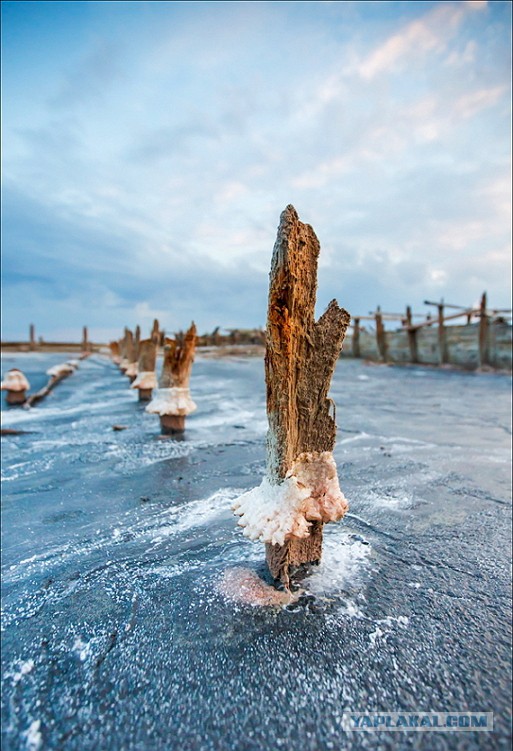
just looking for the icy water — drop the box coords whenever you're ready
[1,352,511,751]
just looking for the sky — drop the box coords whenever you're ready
[1,0,511,342]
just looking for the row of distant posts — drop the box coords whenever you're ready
[351,292,507,369]
[28,325,91,353]
[111,319,198,435]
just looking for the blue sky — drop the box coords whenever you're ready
[1,0,511,341]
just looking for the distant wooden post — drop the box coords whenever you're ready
[131,339,158,401]
[109,341,121,364]
[151,319,160,345]
[406,306,418,363]
[125,331,138,382]
[146,324,197,433]
[82,326,89,353]
[352,318,361,358]
[478,292,489,367]
[29,324,36,351]
[232,206,350,588]
[120,329,133,373]
[134,325,141,357]
[375,307,388,362]
[437,303,448,365]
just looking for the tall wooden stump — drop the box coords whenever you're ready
[125,331,138,382]
[131,339,158,401]
[233,205,350,588]
[29,324,36,351]
[145,325,198,434]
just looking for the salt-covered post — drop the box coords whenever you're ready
[125,331,139,382]
[119,329,132,373]
[109,341,121,364]
[145,324,197,434]
[232,205,350,588]
[131,339,158,401]
[1,369,30,405]
[478,292,489,368]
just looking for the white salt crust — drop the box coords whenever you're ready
[131,371,158,390]
[125,362,138,378]
[112,355,121,365]
[46,364,74,377]
[1,369,30,392]
[232,451,348,546]
[119,358,130,371]
[145,387,197,416]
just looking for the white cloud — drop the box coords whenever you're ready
[357,2,485,79]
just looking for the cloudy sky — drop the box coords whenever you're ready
[2,0,511,342]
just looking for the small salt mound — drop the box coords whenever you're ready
[131,371,158,390]
[145,387,197,416]
[232,451,348,546]
[46,364,74,377]
[217,567,299,607]
[125,362,138,378]
[1,369,30,391]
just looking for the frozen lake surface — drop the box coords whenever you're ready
[1,352,511,750]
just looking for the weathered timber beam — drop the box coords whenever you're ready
[232,205,350,589]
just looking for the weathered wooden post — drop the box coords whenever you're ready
[123,330,138,382]
[478,292,489,367]
[232,206,350,588]
[352,318,361,358]
[146,323,197,433]
[82,326,89,353]
[406,306,418,363]
[29,324,36,351]
[375,307,388,362]
[120,329,131,372]
[109,341,121,364]
[151,319,160,345]
[131,339,158,401]
[1,369,30,405]
[437,303,448,365]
